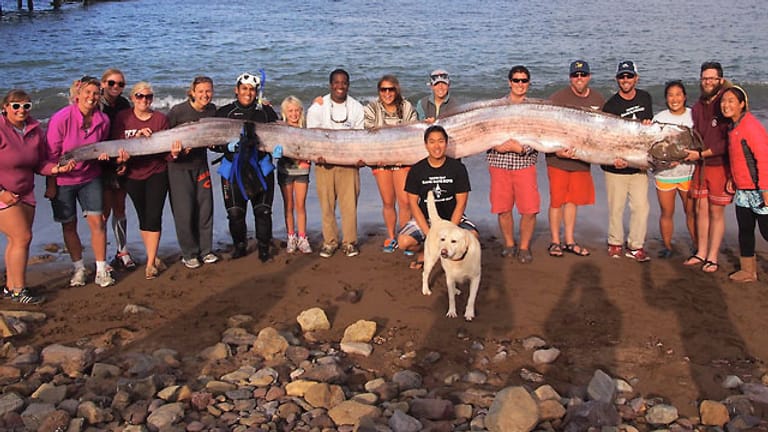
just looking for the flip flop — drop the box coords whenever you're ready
[564,243,590,256]
[548,242,563,257]
[683,255,705,266]
[702,261,719,273]
[409,260,424,270]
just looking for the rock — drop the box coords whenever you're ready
[252,327,288,360]
[41,344,94,377]
[0,392,25,416]
[117,375,157,400]
[76,400,113,424]
[587,369,616,403]
[463,370,487,384]
[454,404,473,419]
[393,370,423,391]
[152,348,180,368]
[741,383,768,404]
[0,315,18,337]
[221,327,257,346]
[199,342,230,361]
[190,392,212,411]
[564,400,620,427]
[522,336,547,350]
[146,402,184,429]
[0,310,47,322]
[539,399,566,421]
[220,365,256,384]
[365,378,398,401]
[297,307,331,332]
[485,386,538,432]
[286,345,310,364]
[286,380,318,397]
[699,400,729,426]
[327,400,381,426]
[157,385,180,401]
[250,367,279,386]
[300,362,347,383]
[410,398,454,420]
[341,320,377,343]
[352,393,379,405]
[534,384,562,402]
[533,347,560,364]
[388,409,423,432]
[37,409,70,432]
[340,341,373,357]
[304,383,346,409]
[227,314,254,328]
[31,382,67,404]
[91,362,121,379]
[615,378,634,393]
[519,368,544,383]
[645,404,678,425]
[722,375,744,389]
[0,365,21,385]
[123,304,154,314]
[204,380,236,394]
[20,402,55,431]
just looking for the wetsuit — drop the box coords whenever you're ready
[214,101,278,260]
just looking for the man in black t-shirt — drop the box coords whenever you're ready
[397,125,477,267]
[601,60,654,262]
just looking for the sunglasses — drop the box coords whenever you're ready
[570,72,589,78]
[617,74,635,80]
[510,78,530,84]
[10,102,32,110]
[430,73,449,80]
[379,87,396,93]
[107,80,126,88]
[134,93,154,101]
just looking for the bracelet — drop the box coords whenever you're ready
[697,149,703,159]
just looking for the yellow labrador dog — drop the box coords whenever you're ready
[422,191,482,321]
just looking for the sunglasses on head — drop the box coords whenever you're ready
[378,87,396,93]
[570,72,589,78]
[9,102,32,110]
[430,73,449,80]
[510,78,530,84]
[134,93,154,101]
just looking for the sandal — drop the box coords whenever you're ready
[501,246,518,258]
[702,260,720,273]
[548,243,563,257]
[517,249,533,264]
[409,260,424,270]
[564,243,590,256]
[683,255,705,266]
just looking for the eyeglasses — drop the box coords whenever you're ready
[107,80,126,88]
[617,74,635,80]
[330,101,348,124]
[510,78,530,84]
[134,93,154,101]
[9,102,32,110]
[701,77,721,82]
[379,87,396,93]
[570,72,589,78]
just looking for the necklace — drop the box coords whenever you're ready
[330,100,348,124]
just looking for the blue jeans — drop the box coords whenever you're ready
[51,179,103,223]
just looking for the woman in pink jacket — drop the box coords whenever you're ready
[0,90,74,303]
[722,86,768,283]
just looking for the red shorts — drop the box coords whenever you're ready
[689,164,733,206]
[489,165,540,214]
[547,166,595,207]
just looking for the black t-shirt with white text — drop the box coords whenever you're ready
[602,89,653,174]
[405,157,471,220]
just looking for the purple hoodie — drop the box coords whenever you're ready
[46,104,110,186]
[0,115,55,204]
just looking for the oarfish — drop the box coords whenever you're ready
[62,102,700,169]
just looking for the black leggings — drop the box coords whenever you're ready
[735,205,768,256]
[126,171,169,232]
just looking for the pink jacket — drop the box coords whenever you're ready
[728,112,768,191]
[46,104,110,186]
[0,115,55,201]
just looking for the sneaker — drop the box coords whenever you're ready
[342,243,360,257]
[297,236,313,254]
[95,270,116,287]
[231,243,248,259]
[382,238,398,253]
[182,257,202,269]
[202,253,219,264]
[258,243,270,263]
[4,288,45,305]
[319,243,337,258]
[286,234,298,254]
[607,244,623,258]
[119,252,137,271]
[70,267,87,287]
[625,248,651,262]
[657,248,673,259]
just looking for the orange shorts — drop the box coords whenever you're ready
[655,179,692,192]
[547,166,595,207]
[489,165,540,214]
[689,164,733,206]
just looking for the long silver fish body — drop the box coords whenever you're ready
[62,102,698,169]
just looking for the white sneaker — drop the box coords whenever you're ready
[182,257,202,269]
[95,270,115,288]
[70,267,87,287]
[202,253,219,264]
[297,236,313,254]
[286,234,298,254]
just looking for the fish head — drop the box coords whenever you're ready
[647,123,703,168]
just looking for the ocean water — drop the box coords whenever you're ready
[1,0,766,260]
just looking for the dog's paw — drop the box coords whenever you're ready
[446,309,458,318]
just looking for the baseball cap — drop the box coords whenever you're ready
[429,69,450,86]
[569,60,590,75]
[236,72,261,88]
[616,61,638,77]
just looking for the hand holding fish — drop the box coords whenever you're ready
[170,140,189,159]
[613,158,629,169]
[493,138,523,154]
[556,147,578,159]
[53,159,76,175]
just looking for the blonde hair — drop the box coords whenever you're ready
[101,68,125,83]
[69,76,100,104]
[280,95,305,128]
[130,81,153,97]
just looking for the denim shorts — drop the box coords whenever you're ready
[398,217,478,245]
[277,171,310,187]
[51,179,103,223]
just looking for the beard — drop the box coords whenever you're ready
[700,82,723,100]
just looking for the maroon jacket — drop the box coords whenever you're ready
[692,88,729,166]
